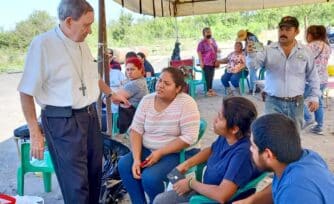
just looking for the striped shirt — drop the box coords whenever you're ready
[130,93,200,150]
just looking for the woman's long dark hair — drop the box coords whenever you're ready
[307,25,329,45]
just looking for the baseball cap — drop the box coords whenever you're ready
[278,16,299,28]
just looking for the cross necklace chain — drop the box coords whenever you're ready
[55,28,87,96]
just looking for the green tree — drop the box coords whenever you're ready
[13,10,56,49]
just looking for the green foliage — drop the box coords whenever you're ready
[0,10,56,72]
[1,2,334,72]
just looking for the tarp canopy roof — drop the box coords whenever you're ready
[113,0,333,17]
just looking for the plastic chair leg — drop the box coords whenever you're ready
[43,172,52,192]
[17,167,24,196]
[190,84,196,98]
[240,78,245,95]
[112,113,119,138]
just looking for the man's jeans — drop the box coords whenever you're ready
[304,83,326,128]
[265,95,304,130]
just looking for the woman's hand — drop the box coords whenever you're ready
[143,150,163,167]
[113,94,130,106]
[132,160,141,179]
[176,162,189,174]
[173,178,191,196]
[231,64,244,73]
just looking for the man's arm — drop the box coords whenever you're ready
[20,92,44,159]
[245,42,266,70]
[233,183,273,204]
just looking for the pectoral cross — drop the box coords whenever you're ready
[79,81,87,96]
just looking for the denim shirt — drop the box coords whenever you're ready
[246,42,320,102]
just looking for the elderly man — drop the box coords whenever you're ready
[234,113,334,203]
[246,16,320,129]
[18,0,127,203]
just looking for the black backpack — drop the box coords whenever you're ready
[99,134,130,204]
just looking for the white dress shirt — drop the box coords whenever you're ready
[18,26,99,109]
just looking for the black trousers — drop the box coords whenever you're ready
[41,106,102,204]
[203,65,215,90]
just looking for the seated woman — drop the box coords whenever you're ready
[154,96,260,204]
[118,67,201,204]
[219,41,247,95]
[100,57,148,133]
[137,52,155,77]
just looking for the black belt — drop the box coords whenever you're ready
[72,104,95,113]
[269,95,302,102]
[43,103,95,117]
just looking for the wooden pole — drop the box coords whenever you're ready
[98,0,112,136]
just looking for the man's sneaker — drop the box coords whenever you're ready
[310,126,324,135]
[302,120,315,130]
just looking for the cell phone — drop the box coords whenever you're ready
[167,168,185,184]
[140,160,149,168]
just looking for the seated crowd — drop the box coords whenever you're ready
[99,42,334,203]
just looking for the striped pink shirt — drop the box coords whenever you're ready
[130,93,200,150]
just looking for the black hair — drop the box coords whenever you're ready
[222,96,257,139]
[307,25,329,45]
[202,27,211,36]
[125,51,137,60]
[160,67,186,92]
[137,52,146,59]
[251,113,303,164]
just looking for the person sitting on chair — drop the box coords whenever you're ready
[219,41,247,95]
[99,57,148,133]
[154,96,260,204]
[137,52,155,77]
[118,67,201,204]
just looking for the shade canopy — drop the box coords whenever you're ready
[113,0,332,17]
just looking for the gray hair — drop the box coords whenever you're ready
[58,0,94,21]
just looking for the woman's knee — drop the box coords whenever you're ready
[231,75,240,87]
[118,153,133,175]
[141,171,166,188]
[153,191,176,204]
[221,74,229,87]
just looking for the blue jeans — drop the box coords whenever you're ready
[221,72,242,88]
[118,147,199,204]
[265,95,304,130]
[248,67,258,90]
[304,83,326,128]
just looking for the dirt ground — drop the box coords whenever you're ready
[0,67,334,203]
